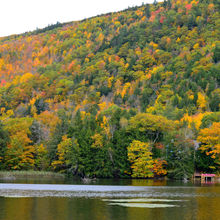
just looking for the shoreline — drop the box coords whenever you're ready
[0,171,65,180]
[0,171,219,183]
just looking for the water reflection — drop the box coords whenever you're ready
[0,178,219,220]
[1,176,218,187]
[0,193,220,220]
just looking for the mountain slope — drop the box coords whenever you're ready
[0,0,219,178]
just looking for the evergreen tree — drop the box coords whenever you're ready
[0,122,9,170]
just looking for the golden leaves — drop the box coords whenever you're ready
[91,133,103,148]
[127,140,154,178]
[198,122,220,161]
[197,92,207,111]
[20,72,34,83]
[52,135,72,170]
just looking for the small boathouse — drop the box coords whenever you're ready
[194,173,216,183]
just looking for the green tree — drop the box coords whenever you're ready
[165,129,195,180]
[213,44,220,63]
[0,122,9,170]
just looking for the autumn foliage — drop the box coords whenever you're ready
[0,0,219,178]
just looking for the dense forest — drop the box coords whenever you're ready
[0,0,219,179]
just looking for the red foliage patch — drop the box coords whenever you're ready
[160,16,165,24]
[185,4,192,11]
[0,79,6,86]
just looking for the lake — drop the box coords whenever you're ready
[0,178,219,220]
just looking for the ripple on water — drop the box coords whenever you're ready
[108,203,179,208]
[0,183,219,199]
[103,198,187,202]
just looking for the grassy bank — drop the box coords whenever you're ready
[0,171,65,180]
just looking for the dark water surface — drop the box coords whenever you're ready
[0,178,219,220]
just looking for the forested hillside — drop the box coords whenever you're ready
[0,0,219,179]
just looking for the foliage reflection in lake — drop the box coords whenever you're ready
[0,178,219,220]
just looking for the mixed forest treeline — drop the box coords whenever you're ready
[0,0,219,179]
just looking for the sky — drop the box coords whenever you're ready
[0,0,157,37]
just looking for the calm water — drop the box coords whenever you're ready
[0,178,219,220]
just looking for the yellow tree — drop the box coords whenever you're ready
[128,113,173,143]
[197,122,220,166]
[35,144,49,170]
[127,140,154,178]
[4,118,35,170]
[91,133,103,148]
[35,111,60,139]
[197,92,208,111]
[51,135,72,172]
